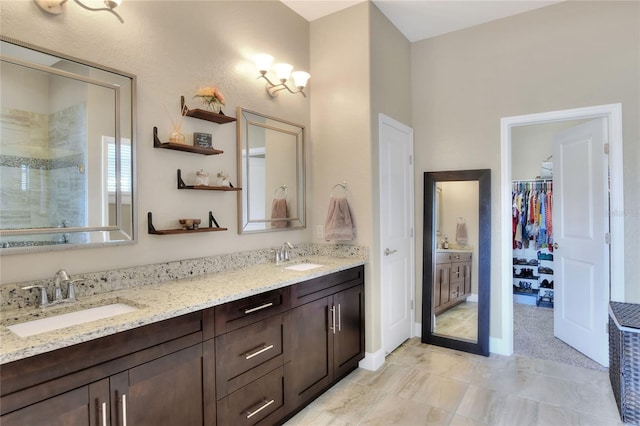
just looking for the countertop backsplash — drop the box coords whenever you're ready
[1,243,368,311]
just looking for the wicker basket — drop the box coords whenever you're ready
[610,302,640,425]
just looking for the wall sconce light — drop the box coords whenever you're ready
[34,0,124,23]
[255,53,310,98]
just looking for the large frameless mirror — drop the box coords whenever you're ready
[0,37,136,253]
[236,107,305,233]
[422,169,491,356]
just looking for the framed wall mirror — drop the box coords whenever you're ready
[0,37,136,253]
[236,107,305,233]
[422,169,491,356]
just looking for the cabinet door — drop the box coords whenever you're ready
[112,344,204,426]
[463,261,472,296]
[435,263,451,306]
[285,296,332,412]
[0,380,109,426]
[333,284,365,379]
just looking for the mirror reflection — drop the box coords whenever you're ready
[0,37,135,253]
[237,107,305,233]
[432,181,479,342]
[422,169,490,357]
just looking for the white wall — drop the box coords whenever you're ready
[0,0,312,283]
[412,0,640,339]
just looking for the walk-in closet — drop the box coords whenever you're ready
[511,120,604,371]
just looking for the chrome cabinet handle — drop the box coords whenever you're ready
[330,306,336,334]
[122,394,127,426]
[101,402,107,426]
[244,302,274,314]
[246,399,275,419]
[337,304,341,332]
[245,344,274,360]
[384,248,398,256]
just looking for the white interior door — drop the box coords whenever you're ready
[379,114,414,356]
[553,118,609,366]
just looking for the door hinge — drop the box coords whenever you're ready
[410,227,414,238]
[605,233,611,244]
[604,143,610,155]
[411,299,414,310]
[409,155,412,165]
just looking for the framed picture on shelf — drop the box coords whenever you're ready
[194,132,213,148]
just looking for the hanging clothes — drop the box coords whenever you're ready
[511,180,553,250]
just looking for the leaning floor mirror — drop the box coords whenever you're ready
[422,169,491,356]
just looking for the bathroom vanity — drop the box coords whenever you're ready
[433,250,472,315]
[0,260,365,425]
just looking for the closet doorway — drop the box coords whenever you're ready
[500,104,625,368]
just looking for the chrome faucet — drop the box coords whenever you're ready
[22,269,82,308]
[275,242,294,265]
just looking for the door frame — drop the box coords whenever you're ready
[378,113,415,356]
[497,103,624,356]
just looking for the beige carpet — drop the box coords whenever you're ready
[513,302,606,371]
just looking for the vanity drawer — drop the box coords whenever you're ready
[292,265,364,306]
[436,252,452,263]
[215,314,285,397]
[450,252,472,263]
[214,287,290,336]
[217,366,285,426]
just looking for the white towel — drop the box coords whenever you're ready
[456,222,468,245]
[324,196,356,241]
[270,198,288,228]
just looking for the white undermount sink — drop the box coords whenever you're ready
[283,263,324,272]
[7,303,138,338]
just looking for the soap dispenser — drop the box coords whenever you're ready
[443,235,449,249]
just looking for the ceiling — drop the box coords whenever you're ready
[281,0,562,42]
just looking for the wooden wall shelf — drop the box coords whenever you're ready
[148,211,227,235]
[153,127,223,155]
[177,169,241,191]
[181,96,236,124]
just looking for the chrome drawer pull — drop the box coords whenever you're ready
[330,306,336,334]
[244,302,274,314]
[337,304,341,332]
[122,394,127,426]
[101,402,107,426]
[245,344,274,360]
[246,399,275,419]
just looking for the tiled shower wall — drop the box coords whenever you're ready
[0,105,86,244]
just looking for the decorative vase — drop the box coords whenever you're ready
[169,130,185,144]
[203,100,222,114]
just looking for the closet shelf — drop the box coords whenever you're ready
[180,96,236,124]
[147,211,227,235]
[176,169,241,191]
[153,127,223,155]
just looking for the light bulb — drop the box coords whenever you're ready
[254,54,274,74]
[273,63,293,82]
[291,71,310,89]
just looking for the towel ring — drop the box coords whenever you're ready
[274,184,287,199]
[330,181,348,197]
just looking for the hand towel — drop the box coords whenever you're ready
[456,222,468,245]
[270,198,288,228]
[324,196,356,241]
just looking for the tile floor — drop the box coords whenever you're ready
[435,302,478,342]
[285,338,621,426]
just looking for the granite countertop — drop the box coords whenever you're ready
[0,256,365,365]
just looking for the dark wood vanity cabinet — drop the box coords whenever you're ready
[285,267,365,415]
[1,266,365,426]
[0,312,207,426]
[434,252,472,315]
